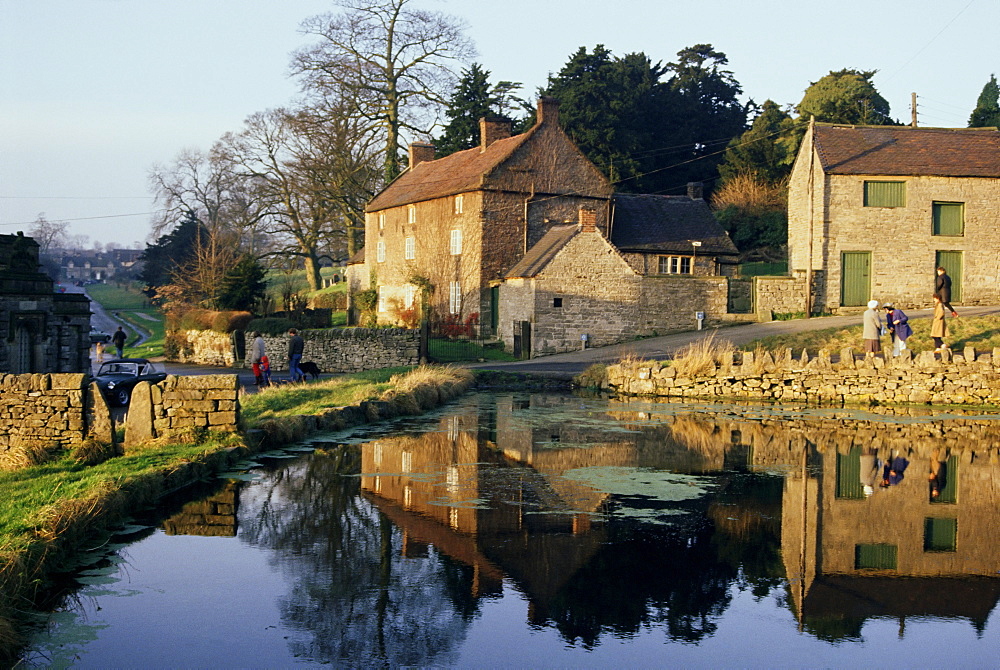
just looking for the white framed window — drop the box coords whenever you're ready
[449,281,461,314]
[376,239,385,263]
[450,229,462,255]
[454,194,464,214]
[377,292,387,312]
[657,255,692,275]
[405,236,415,260]
[404,284,416,308]
[378,212,385,229]
[407,205,416,223]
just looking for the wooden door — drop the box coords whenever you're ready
[841,251,871,307]
[936,251,962,302]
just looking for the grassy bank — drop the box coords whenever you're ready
[0,364,472,661]
[87,282,167,358]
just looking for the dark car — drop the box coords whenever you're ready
[93,358,168,406]
[90,329,111,344]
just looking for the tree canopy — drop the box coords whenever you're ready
[434,63,528,157]
[969,74,1000,128]
[796,69,893,125]
[718,100,795,186]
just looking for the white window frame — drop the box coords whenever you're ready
[405,236,415,260]
[449,281,462,314]
[377,292,387,312]
[378,212,385,229]
[454,194,464,214]
[404,284,415,308]
[407,205,416,224]
[450,229,462,255]
[376,239,385,263]
[657,255,692,275]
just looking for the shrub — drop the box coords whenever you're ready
[177,309,216,331]
[212,311,253,333]
[246,317,297,336]
[310,292,348,310]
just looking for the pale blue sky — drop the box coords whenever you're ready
[1,0,993,246]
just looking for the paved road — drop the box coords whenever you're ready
[467,306,1000,379]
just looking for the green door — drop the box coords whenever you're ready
[936,251,963,302]
[836,447,865,499]
[841,252,871,307]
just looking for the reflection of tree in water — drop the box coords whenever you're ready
[533,473,784,647]
[236,446,478,666]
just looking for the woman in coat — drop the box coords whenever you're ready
[931,294,950,353]
[883,302,912,356]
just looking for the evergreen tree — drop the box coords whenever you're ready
[969,74,1000,128]
[435,63,528,157]
[796,69,893,125]
[138,210,204,296]
[718,100,795,185]
[216,254,268,312]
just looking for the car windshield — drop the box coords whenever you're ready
[99,363,139,375]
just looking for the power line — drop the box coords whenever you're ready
[0,211,163,227]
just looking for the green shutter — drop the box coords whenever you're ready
[864,181,906,207]
[836,447,865,499]
[855,544,897,570]
[841,252,871,307]
[935,252,963,302]
[932,455,959,504]
[924,518,957,552]
[933,202,964,236]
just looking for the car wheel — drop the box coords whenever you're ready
[115,387,131,406]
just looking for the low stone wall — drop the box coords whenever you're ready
[169,330,238,366]
[606,346,1000,406]
[125,374,240,448]
[754,275,807,318]
[245,327,421,374]
[0,373,88,454]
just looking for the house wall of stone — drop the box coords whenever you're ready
[754,275,809,317]
[0,373,87,454]
[620,251,724,277]
[245,327,421,374]
[638,275,729,334]
[787,131,827,276]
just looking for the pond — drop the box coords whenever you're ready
[20,393,1000,667]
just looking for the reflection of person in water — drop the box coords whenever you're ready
[860,449,882,496]
[881,455,909,487]
[929,453,947,499]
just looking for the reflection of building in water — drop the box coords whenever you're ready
[162,481,239,537]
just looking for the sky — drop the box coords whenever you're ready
[1,0,995,248]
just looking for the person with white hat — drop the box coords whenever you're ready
[862,299,883,354]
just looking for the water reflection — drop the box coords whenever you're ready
[23,394,1000,665]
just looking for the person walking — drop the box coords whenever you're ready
[111,326,127,359]
[287,328,305,383]
[883,302,912,356]
[250,332,267,386]
[862,300,883,355]
[931,294,950,353]
[935,266,958,316]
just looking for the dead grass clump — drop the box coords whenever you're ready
[0,441,60,472]
[384,390,422,415]
[574,364,608,389]
[34,482,123,545]
[388,365,473,393]
[71,439,121,466]
[671,332,735,378]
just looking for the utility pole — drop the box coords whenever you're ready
[911,92,918,128]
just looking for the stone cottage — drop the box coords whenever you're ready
[788,120,1000,313]
[0,232,92,373]
[356,97,738,355]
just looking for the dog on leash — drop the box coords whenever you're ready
[298,360,322,380]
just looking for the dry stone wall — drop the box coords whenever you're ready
[0,373,87,454]
[607,346,1000,406]
[246,328,421,374]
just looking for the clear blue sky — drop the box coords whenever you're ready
[1,0,993,247]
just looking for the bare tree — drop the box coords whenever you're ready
[292,0,475,182]
[29,213,69,252]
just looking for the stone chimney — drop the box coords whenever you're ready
[408,142,435,169]
[687,181,704,200]
[578,207,597,233]
[480,117,511,151]
[537,96,560,125]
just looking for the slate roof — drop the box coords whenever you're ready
[610,193,738,256]
[813,124,1000,177]
[366,131,534,212]
[505,225,579,279]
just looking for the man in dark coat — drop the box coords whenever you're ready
[935,267,958,316]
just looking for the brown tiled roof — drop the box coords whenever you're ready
[347,247,365,264]
[813,125,1000,177]
[610,194,738,256]
[366,131,535,212]
[505,225,579,278]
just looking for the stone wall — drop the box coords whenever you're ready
[606,346,1000,406]
[0,373,88,453]
[169,329,238,366]
[245,327,421,374]
[754,275,808,318]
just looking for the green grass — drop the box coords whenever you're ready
[240,366,413,423]
[746,314,1000,355]
[86,282,167,358]
[85,282,149,310]
[429,339,517,363]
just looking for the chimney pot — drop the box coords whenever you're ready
[687,181,704,200]
[578,207,597,233]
